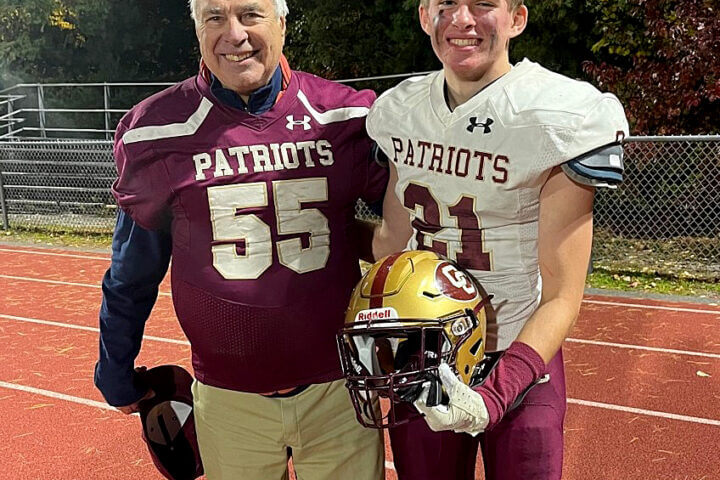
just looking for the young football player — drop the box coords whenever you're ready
[368,0,628,478]
[94,0,386,478]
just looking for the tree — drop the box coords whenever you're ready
[511,0,598,79]
[284,0,439,92]
[284,0,600,92]
[583,0,720,134]
[0,0,197,84]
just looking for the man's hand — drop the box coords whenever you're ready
[116,389,155,415]
[413,363,489,436]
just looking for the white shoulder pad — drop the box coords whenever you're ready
[367,71,440,162]
[505,62,602,118]
[562,143,624,188]
[565,95,629,162]
[373,71,438,110]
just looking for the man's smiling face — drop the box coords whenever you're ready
[419,0,526,82]
[195,0,286,96]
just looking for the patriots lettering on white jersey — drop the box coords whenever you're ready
[367,59,630,351]
[390,137,509,184]
[192,140,335,181]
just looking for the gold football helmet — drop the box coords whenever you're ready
[337,250,493,428]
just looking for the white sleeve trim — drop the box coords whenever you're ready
[297,89,369,125]
[122,98,214,145]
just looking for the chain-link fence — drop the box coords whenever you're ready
[0,137,375,234]
[1,135,718,280]
[0,82,718,280]
[0,139,116,233]
[593,136,720,281]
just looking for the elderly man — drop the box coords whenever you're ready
[94,0,386,478]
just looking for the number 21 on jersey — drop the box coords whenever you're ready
[403,182,492,271]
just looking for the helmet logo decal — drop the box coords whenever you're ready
[435,262,479,302]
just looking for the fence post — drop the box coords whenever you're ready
[0,164,9,230]
[103,84,111,140]
[6,95,11,137]
[38,84,47,138]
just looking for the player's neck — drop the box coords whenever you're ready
[444,60,512,111]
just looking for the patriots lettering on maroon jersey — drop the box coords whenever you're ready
[191,139,335,180]
[112,71,388,393]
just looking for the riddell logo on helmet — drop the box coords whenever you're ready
[355,307,399,322]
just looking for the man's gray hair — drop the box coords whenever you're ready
[189,0,289,23]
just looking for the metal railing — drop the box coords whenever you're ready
[0,82,175,140]
[0,82,717,280]
[0,74,433,140]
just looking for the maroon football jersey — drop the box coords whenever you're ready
[113,71,388,392]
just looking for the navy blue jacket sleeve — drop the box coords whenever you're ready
[94,210,171,406]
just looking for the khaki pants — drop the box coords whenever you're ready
[192,379,385,480]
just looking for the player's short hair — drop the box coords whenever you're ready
[420,0,524,10]
[189,0,289,24]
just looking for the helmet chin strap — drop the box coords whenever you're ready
[425,376,446,407]
[469,350,504,388]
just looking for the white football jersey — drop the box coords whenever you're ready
[367,59,629,351]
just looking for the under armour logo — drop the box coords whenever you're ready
[286,115,311,131]
[467,117,494,134]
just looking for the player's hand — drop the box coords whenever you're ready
[116,366,155,415]
[413,363,489,436]
[116,389,155,415]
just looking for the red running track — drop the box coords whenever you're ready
[1,245,719,479]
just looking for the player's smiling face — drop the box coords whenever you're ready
[196,0,286,98]
[419,0,527,82]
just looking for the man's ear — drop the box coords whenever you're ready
[508,5,528,39]
[419,3,433,37]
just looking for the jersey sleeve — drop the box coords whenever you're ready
[360,144,390,204]
[561,142,625,188]
[366,99,399,168]
[343,90,388,205]
[112,118,174,230]
[560,94,629,188]
[565,95,629,164]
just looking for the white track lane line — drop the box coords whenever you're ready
[567,399,720,427]
[0,314,189,345]
[0,274,171,296]
[4,270,720,315]
[583,299,720,315]
[0,377,401,471]
[4,247,720,315]
[1,378,718,428]
[0,381,117,411]
[1,274,105,290]
[1,315,718,430]
[0,247,109,261]
[2,312,719,359]
[565,338,720,359]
